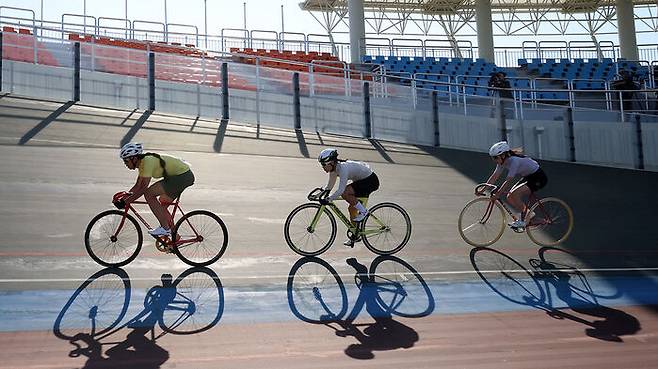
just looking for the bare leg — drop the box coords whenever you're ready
[144,182,173,229]
[507,184,531,217]
[341,185,359,222]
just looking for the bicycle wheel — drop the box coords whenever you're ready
[53,268,131,340]
[470,247,545,306]
[84,210,142,267]
[369,256,434,318]
[159,267,224,335]
[284,203,336,256]
[172,210,228,267]
[287,257,348,323]
[362,202,412,255]
[458,198,506,247]
[526,197,574,246]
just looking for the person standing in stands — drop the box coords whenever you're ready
[611,70,639,113]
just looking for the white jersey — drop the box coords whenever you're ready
[324,160,373,201]
[494,155,539,178]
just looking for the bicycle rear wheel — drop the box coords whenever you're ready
[284,203,336,256]
[84,210,142,267]
[172,210,228,267]
[362,202,412,255]
[526,197,574,246]
[458,198,506,247]
[160,267,224,335]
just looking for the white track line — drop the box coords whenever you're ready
[2,266,658,283]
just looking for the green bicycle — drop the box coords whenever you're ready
[284,188,412,256]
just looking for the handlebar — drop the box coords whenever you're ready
[475,183,498,197]
[307,187,329,202]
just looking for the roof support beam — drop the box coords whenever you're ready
[616,0,639,59]
[349,0,367,63]
[476,0,495,62]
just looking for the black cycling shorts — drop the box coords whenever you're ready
[159,170,195,199]
[349,173,380,198]
[520,168,547,193]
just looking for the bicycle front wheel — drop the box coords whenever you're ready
[526,197,574,246]
[172,210,228,267]
[53,268,131,340]
[284,203,336,256]
[362,202,412,255]
[458,198,506,247]
[84,210,142,267]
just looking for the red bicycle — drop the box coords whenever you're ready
[84,191,228,267]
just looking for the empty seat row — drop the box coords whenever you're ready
[2,26,60,66]
[519,57,650,87]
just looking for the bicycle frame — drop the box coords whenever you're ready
[310,202,388,238]
[477,184,554,228]
[113,199,201,248]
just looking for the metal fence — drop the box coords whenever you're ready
[2,33,656,172]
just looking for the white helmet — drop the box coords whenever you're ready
[318,148,338,164]
[489,141,510,157]
[119,142,143,159]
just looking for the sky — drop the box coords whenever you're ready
[0,1,655,49]
[0,0,327,35]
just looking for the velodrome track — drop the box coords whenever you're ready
[1,95,657,368]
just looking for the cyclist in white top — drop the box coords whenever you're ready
[317,148,380,246]
[479,141,548,230]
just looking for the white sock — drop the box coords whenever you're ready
[355,202,367,214]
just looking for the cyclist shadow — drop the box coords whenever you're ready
[470,246,640,342]
[54,267,224,368]
[287,256,435,359]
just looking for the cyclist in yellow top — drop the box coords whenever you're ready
[116,143,195,237]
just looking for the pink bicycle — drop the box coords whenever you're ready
[458,183,574,247]
[84,191,228,267]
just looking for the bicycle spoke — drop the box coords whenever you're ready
[362,203,411,255]
[160,269,223,335]
[174,211,228,266]
[526,198,574,246]
[458,198,505,247]
[85,211,142,267]
[284,204,335,256]
[287,259,348,323]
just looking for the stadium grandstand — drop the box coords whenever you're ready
[0,1,656,169]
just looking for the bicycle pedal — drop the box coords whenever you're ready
[511,226,526,233]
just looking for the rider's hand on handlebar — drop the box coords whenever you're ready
[113,199,126,209]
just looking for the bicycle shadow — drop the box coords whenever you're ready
[53,267,224,368]
[287,256,435,359]
[470,246,640,342]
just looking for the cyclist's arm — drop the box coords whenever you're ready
[477,166,502,195]
[495,177,516,198]
[486,165,503,185]
[324,172,337,196]
[125,176,151,203]
[327,175,349,202]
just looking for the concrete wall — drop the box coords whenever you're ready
[2,59,656,172]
